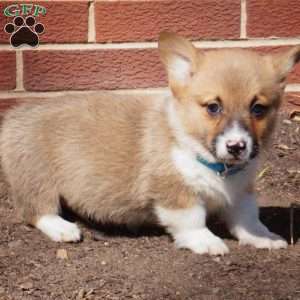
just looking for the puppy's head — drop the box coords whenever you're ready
[159,32,300,164]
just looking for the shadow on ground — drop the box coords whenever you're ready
[260,206,300,244]
[63,201,300,244]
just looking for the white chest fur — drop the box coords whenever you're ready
[171,146,257,211]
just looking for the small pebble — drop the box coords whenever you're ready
[8,240,22,248]
[20,282,33,291]
[92,231,106,241]
[213,257,221,263]
[56,248,68,259]
[212,287,221,294]
[283,119,292,125]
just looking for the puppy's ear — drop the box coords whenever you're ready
[158,32,201,98]
[269,46,300,85]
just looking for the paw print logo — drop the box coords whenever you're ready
[4,16,44,48]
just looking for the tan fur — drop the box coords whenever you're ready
[159,33,290,154]
[1,33,299,234]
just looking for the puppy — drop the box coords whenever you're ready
[1,32,299,255]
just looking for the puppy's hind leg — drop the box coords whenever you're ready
[36,214,81,243]
[1,112,81,242]
[33,190,81,243]
[10,181,81,243]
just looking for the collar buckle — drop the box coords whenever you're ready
[217,163,228,178]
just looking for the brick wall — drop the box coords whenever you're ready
[0,0,300,109]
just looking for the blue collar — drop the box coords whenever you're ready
[196,155,247,177]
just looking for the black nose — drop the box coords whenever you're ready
[226,140,246,156]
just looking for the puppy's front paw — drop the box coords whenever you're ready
[239,232,287,250]
[36,215,82,242]
[175,228,229,255]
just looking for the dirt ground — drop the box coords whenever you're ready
[0,111,300,300]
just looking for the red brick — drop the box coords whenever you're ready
[23,46,300,92]
[247,0,300,38]
[285,92,300,106]
[0,3,13,43]
[0,1,88,44]
[95,0,241,42]
[23,50,167,91]
[0,51,16,90]
[285,93,300,111]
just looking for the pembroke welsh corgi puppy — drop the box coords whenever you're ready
[1,32,299,255]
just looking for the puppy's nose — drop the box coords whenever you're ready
[226,140,246,156]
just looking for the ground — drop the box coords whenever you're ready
[0,111,299,300]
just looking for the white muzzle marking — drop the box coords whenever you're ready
[215,121,253,162]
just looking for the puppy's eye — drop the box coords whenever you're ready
[207,103,222,116]
[250,103,269,118]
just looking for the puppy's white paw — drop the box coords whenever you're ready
[36,215,81,242]
[239,232,287,250]
[175,228,229,255]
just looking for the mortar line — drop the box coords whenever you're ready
[0,88,169,99]
[1,38,300,51]
[286,84,300,92]
[240,0,247,39]
[15,50,24,91]
[88,0,96,43]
